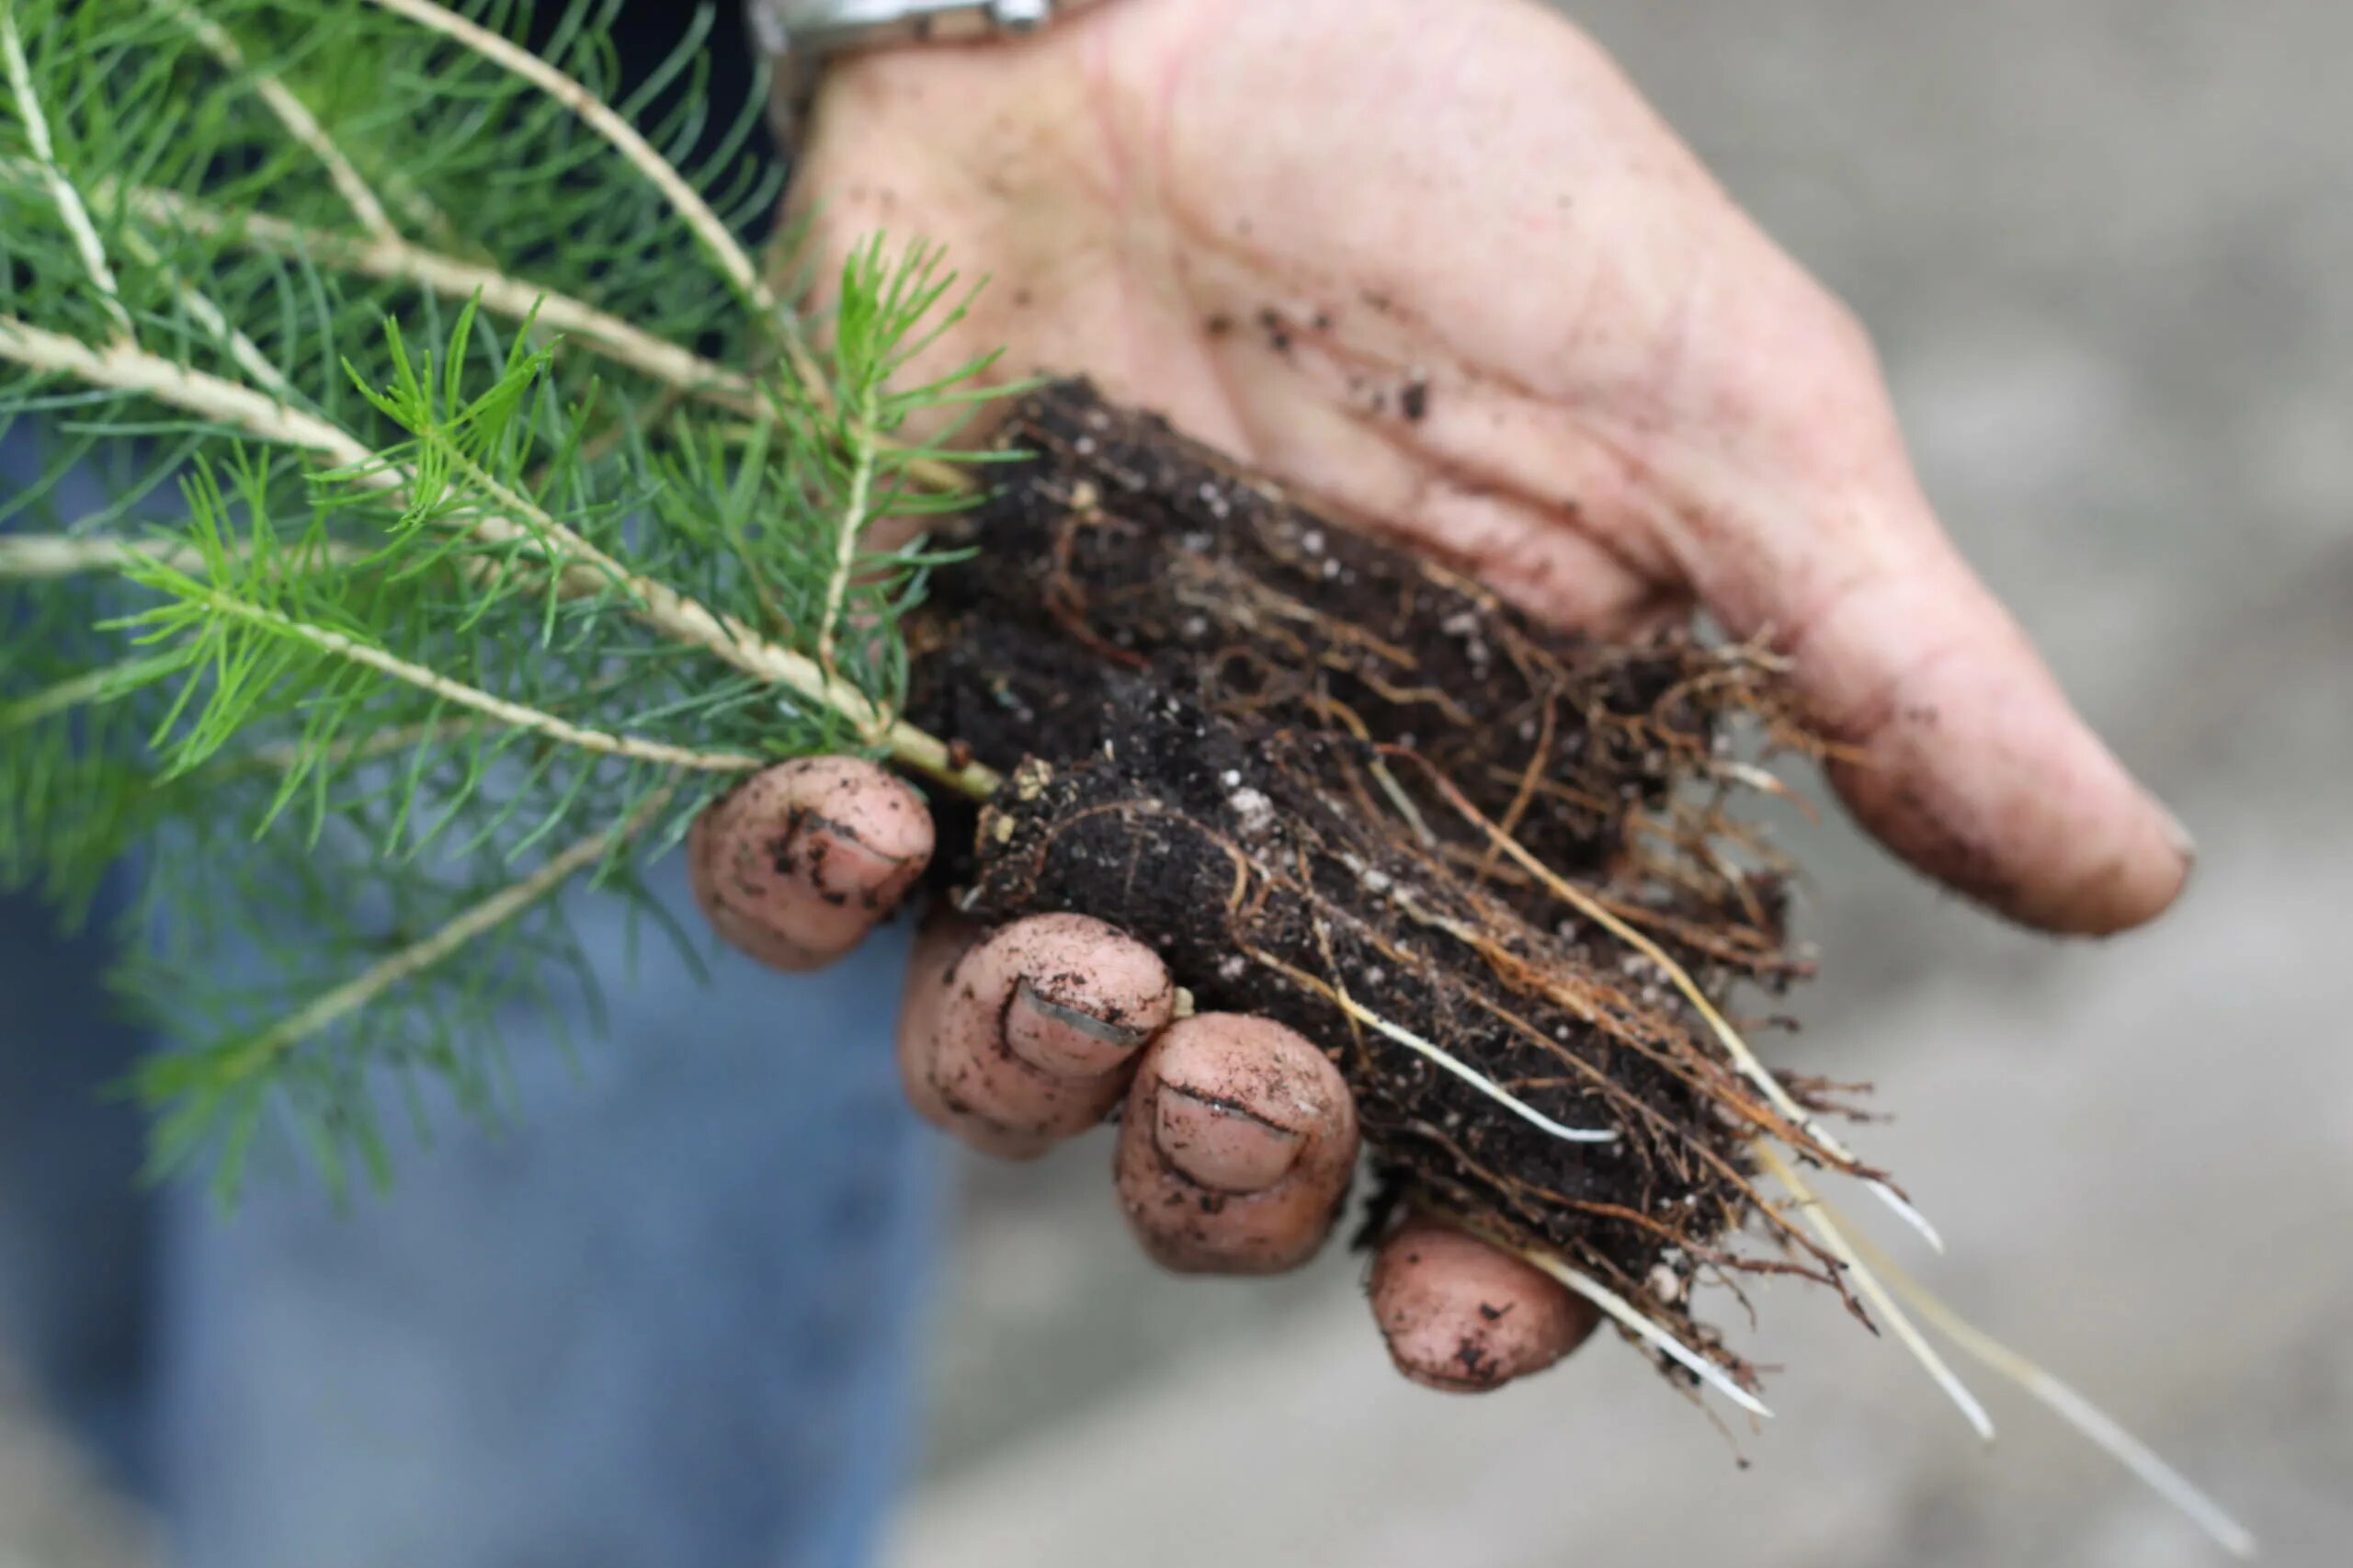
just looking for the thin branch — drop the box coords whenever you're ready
[130,181,760,410]
[151,580,768,773]
[115,223,298,400]
[0,319,1001,798]
[0,161,763,413]
[355,0,910,486]
[239,717,460,775]
[1,651,184,727]
[1,533,165,577]
[2,8,134,342]
[816,386,879,674]
[359,0,772,312]
[0,531,366,578]
[146,0,403,243]
[209,786,674,1086]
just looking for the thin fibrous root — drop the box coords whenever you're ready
[1832,1203,2259,1560]
[1753,1142,1994,1441]
[1245,947,1622,1145]
[1469,1220,1773,1420]
[1402,753,1948,1255]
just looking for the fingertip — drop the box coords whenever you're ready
[1811,593,2193,935]
[899,915,1173,1156]
[690,757,934,971]
[1116,1014,1358,1276]
[1369,1219,1597,1392]
[1000,915,1174,1077]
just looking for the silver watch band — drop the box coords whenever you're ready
[752,0,1110,148]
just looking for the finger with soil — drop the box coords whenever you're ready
[1369,1216,1599,1392]
[898,913,1176,1160]
[1115,1015,1359,1275]
[689,757,934,971]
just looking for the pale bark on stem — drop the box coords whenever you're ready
[130,183,762,411]
[358,0,775,311]
[212,786,676,1085]
[117,225,297,400]
[1,156,972,488]
[145,0,403,243]
[0,162,764,413]
[815,388,879,675]
[0,318,1001,798]
[2,10,134,343]
[351,0,981,498]
[0,533,372,579]
[165,585,767,774]
[1,652,184,726]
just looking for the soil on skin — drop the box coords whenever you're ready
[907,379,1869,1395]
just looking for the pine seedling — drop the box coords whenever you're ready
[1,0,998,1197]
[0,4,2256,1553]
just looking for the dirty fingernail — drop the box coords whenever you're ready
[1154,1082,1306,1193]
[1005,976,1151,1076]
[790,814,922,910]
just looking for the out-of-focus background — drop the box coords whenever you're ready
[5,1,2347,1564]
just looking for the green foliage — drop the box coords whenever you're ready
[0,0,1002,1196]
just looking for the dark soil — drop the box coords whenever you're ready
[907,379,1866,1395]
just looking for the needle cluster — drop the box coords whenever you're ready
[0,0,995,1194]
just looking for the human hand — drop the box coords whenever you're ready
[692,0,2192,1392]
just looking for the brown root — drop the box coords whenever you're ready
[906,379,1885,1400]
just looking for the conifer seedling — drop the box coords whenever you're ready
[0,2,2254,1553]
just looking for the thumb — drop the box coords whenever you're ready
[1657,296,2190,936]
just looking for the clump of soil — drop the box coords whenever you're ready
[907,379,1881,1399]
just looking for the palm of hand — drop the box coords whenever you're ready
[693,0,2191,1392]
[801,0,2181,930]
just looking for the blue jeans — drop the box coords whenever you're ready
[4,424,941,1565]
[0,870,941,1568]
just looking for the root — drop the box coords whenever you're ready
[1833,1205,2259,1559]
[1469,1218,1773,1420]
[1753,1143,1992,1439]
[1407,749,1945,1253]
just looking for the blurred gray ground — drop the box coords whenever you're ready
[6,2,2348,1565]
[889,4,2353,1567]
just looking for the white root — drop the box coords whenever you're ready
[1245,947,1620,1145]
[1833,1206,2259,1560]
[1499,1233,1774,1420]
[1445,801,1948,1254]
[1754,1142,1995,1440]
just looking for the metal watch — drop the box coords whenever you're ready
[752,0,1112,147]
